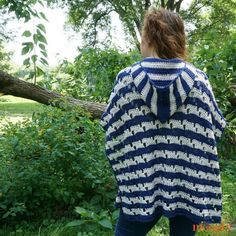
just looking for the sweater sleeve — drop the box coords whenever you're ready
[99,70,122,131]
[208,83,227,144]
[99,66,131,131]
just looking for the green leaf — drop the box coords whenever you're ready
[37,67,45,76]
[23,58,30,66]
[40,58,49,66]
[27,71,35,80]
[37,24,46,34]
[22,31,31,37]
[40,50,48,58]
[33,34,38,44]
[66,220,84,227]
[31,55,37,63]
[75,206,87,215]
[22,42,34,52]
[38,0,44,7]
[39,12,48,22]
[39,43,46,50]
[112,209,120,221]
[98,219,112,229]
[21,46,29,55]
[37,34,47,44]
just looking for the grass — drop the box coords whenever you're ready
[0,95,236,236]
[0,95,45,125]
[0,95,44,114]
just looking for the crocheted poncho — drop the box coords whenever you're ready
[99,57,227,224]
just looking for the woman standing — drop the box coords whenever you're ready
[100,6,227,236]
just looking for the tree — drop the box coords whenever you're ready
[47,0,186,50]
[0,70,106,119]
[47,0,236,51]
[0,0,235,121]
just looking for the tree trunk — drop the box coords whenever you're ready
[0,71,106,120]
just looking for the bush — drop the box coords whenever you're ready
[0,105,116,224]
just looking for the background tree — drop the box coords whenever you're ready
[47,0,236,51]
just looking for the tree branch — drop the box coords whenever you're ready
[0,71,106,119]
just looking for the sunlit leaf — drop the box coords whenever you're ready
[98,219,112,229]
[22,31,31,37]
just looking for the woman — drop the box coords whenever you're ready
[100,6,227,236]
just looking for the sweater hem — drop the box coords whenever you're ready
[114,202,221,225]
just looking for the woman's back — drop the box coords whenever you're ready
[100,56,227,225]
[99,6,227,236]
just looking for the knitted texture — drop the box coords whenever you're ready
[99,57,227,224]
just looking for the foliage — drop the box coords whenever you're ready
[0,0,49,83]
[0,0,42,22]
[0,42,13,71]
[47,0,236,50]
[42,47,141,103]
[47,0,188,49]
[66,206,119,234]
[0,105,116,224]
[184,0,236,46]
[21,17,48,84]
[189,27,236,148]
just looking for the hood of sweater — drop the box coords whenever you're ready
[130,57,197,123]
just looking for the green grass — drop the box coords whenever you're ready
[0,96,45,125]
[0,95,44,115]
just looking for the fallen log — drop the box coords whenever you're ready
[0,70,106,119]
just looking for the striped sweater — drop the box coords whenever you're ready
[99,57,227,224]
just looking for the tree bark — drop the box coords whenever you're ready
[0,71,106,119]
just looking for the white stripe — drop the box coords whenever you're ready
[107,133,217,161]
[122,198,221,218]
[169,84,177,116]
[102,75,214,126]
[102,86,213,131]
[120,188,221,207]
[181,70,195,90]
[116,162,219,183]
[113,149,219,173]
[118,175,221,195]
[141,61,185,69]
[133,71,146,88]
[148,73,179,81]
[140,79,150,101]
[150,88,158,115]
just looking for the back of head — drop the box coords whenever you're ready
[141,6,187,60]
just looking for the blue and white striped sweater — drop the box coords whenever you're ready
[99,57,227,224]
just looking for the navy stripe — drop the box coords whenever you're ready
[114,202,221,224]
[141,67,183,75]
[118,182,221,200]
[137,74,147,93]
[185,66,196,79]
[117,169,220,187]
[131,66,143,78]
[113,156,219,176]
[142,57,184,64]
[180,74,191,95]
[107,125,215,156]
[145,83,153,108]
[157,90,170,122]
[103,82,211,131]
[118,195,221,212]
[173,80,182,108]
[107,142,218,165]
